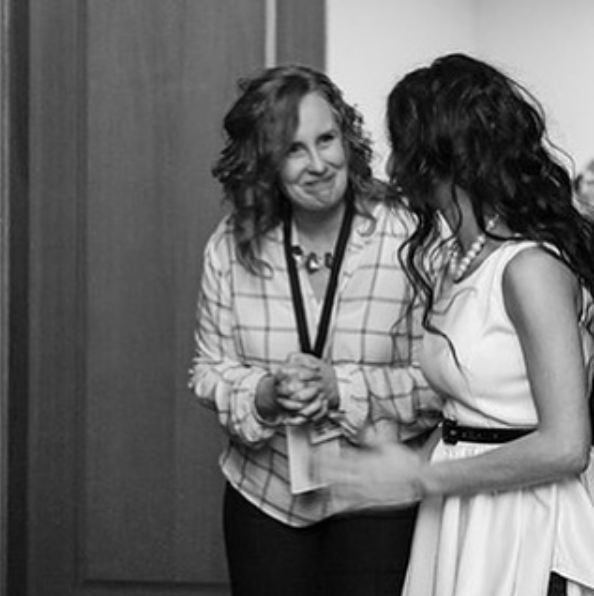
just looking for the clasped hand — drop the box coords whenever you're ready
[273,352,339,425]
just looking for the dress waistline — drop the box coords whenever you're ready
[442,419,535,445]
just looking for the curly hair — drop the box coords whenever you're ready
[212,64,380,273]
[385,53,594,331]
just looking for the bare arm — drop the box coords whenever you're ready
[327,249,591,507]
[420,249,590,498]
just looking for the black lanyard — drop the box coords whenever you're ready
[283,202,354,357]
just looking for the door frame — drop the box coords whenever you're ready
[7,1,325,594]
[2,0,30,594]
[0,0,7,586]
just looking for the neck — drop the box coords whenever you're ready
[441,203,496,252]
[449,214,499,282]
[292,201,347,247]
[457,224,484,252]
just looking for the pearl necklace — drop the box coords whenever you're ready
[449,216,499,282]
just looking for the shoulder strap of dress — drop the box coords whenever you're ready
[490,239,539,276]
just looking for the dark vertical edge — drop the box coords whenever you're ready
[5,0,29,593]
[276,0,326,70]
[27,0,85,593]
[74,0,88,588]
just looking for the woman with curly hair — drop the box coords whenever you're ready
[189,64,441,596]
[328,54,594,596]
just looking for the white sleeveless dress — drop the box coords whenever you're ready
[403,242,594,596]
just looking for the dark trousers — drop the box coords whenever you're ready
[223,483,417,596]
[547,573,567,596]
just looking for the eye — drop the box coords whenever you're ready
[319,131,338,145]
[286,142,305,157]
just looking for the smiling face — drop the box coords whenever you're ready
[279,92,348,217]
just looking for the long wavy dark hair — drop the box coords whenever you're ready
[212,64,382,273]
[386,53,594,333]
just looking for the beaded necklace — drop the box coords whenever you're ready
[290,246,334,274]
[449,216,499,282]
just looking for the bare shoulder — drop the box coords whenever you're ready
[502,245,580,321]
[503,246,576,288]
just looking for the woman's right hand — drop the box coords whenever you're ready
[254,365,325,425]
[322,439,426,512]
[255,352,340,426]
[275,353,338,425]
[254,375,284,424]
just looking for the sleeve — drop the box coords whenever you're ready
[188,225,277,447]
[328,205,443,440]
[330,300,443,442]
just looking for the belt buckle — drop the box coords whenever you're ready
[443,419,459,445]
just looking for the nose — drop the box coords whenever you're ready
[306,148,326,173]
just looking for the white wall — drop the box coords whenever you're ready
[327,0,594,176]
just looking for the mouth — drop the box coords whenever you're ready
[305,177,335,194]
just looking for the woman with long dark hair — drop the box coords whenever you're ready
[328,54,594,596]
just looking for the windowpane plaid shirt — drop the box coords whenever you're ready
[189,201,441,527]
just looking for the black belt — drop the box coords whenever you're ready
[442,419,534,445]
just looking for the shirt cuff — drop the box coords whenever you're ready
[328,365,369,436]
[228,369,279,444]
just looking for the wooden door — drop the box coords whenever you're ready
[22,1,324,595]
